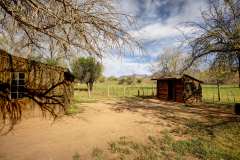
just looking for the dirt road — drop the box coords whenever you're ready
[0,98,235,160]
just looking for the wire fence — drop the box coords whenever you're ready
[202,85,240,104]
[74,85,156,98]
[74,84,240,104]
[92,86,157,97]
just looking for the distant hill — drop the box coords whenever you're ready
[119,74,150,79]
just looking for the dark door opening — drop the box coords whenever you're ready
[168,81,175,100]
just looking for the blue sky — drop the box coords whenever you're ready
[102,0,208,77]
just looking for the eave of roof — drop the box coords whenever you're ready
[151,74,204,83]
[0,49,66,72]
[182,74,204,83]
[151,77,181,80]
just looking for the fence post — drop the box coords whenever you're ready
[107,85,110,97]
[138,89,140,96]
[123,87,126,97]
[231,91,235,103]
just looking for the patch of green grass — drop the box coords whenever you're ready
[74,82,240,104]
[202,84,240,103]
[107,135,171,160]
[72,152,81,160]
[92,147,104,160]
[74,82,156,99]
[104,121,240,160]
[65,104,84,115]
[178,120,240,160]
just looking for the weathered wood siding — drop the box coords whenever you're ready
[157,80,168,100]
[175,79,184,103]
[155,76,202,103]
[0,50,74,105]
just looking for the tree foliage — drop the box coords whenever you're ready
[71,57,103,92]
[156,48,185,76]
[118,76,136,85]
[0,0,139,57]
[136,78,142,84]
[0,0,139,130]
[152,48,200,77]
[108,76,118,81]
[185,0,240,86]
[98,75,106,83]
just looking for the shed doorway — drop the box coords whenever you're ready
[168,80,175,100]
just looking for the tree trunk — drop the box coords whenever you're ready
[239,68,240,88]
[238,55,240,88]
[89,82,93,92]
[87,83,91,97]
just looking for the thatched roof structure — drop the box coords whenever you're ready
[0,49,74,133]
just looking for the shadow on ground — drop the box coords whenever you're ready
[107,97,240,128]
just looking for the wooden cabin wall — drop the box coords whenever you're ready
[175,79,184,103]
[157,80,168,100]
[0,50,74,105]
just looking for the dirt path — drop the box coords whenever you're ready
[0,99,236,160]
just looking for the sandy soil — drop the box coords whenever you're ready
[0,98,236,160]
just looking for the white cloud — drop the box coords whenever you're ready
[129,23,194,42]
[102,56,151,77]
[128,0,207,42]
[103,0,209,77]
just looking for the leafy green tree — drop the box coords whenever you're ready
[72,57,103,96]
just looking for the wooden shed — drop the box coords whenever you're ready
[152,74,203,103]
[0,49,74,107]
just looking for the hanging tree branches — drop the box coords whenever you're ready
[184,0,240,87]
[0,0,140,133]
[0,50,74,134]
[0,0,139,57]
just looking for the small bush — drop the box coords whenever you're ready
[92,147,104,160]
[98,76,105,83]
[108,76,118,81]
[118,78,126,85]
[136,78,142,84]
[125,77,135,85]
[72,152,81,160]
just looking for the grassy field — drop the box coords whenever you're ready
[64,82,240,160]
[74,81,240,104]
[202,84,240,103]
[96,120,240,160]
[74,81,156,99]
[67,91,240,160]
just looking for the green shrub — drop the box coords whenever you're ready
[118,78,126,85]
